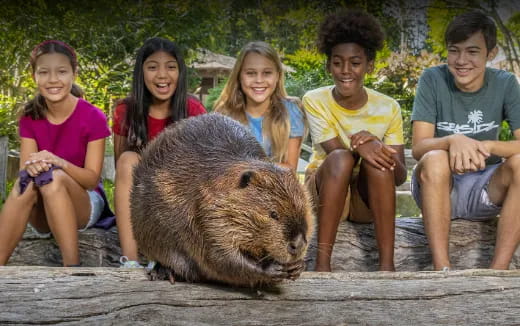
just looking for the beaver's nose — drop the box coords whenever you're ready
[288,234,306,255]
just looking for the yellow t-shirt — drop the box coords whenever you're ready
[302,85,404,170]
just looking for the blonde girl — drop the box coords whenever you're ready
[214,41,306,170]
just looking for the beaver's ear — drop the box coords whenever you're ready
[239,171,254,188]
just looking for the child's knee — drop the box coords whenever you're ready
[360,160,394,179]
[38,169,69,195]
[323,149,356,177]
[116,151,140,177]
[503,154,520,183]
[417,150,451,183]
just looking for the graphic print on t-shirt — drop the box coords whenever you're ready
[437,110,499,135]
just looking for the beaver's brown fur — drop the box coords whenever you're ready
[130,113,314,287]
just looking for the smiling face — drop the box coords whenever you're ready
[143,50,179,103]
[328,43,373,108]
[239,52,279,109]
[447,31,497,92]
[33,53,75,104]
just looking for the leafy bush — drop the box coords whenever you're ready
[284,49,332,98]
[369,50,442,146]
[204,78,227,111]
[0,95,19,148]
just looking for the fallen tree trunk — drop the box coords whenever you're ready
[0,267,519,325]
[10,218,520,271]
[10,227,122,267]
[305,217,520,271]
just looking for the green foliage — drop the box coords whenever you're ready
[284,49,332,98]
[425,1,461,57]
[204,78,228,111]
[103,179,115,211]
[499,120,513,141]
[0,95,20,147]
[368,50,442,146]
[0,180,15,208]
[187,69,203,94]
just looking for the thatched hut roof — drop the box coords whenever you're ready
[192,49,295,74]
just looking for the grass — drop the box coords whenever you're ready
[103,178,115,210]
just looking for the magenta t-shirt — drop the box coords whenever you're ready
[19,98,110,167]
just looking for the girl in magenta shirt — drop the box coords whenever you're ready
[113,37,206,268]
[0,40,111,267]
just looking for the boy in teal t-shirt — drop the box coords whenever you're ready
[411,10,520,271]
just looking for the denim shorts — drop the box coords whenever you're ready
[30,190,104,238]
[411,163,502,221]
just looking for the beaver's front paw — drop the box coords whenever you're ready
[285,260,305,280]
[262,261,289,282]
[146,262,176,284]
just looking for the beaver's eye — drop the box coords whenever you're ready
[269,211,279,220]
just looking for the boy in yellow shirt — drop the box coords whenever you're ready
[303,9,407,272]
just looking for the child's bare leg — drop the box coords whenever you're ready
[357,161,396,271]
[487,155,520,269]
[0,181,38,265]
[115,151,141,261]
[314,149,356,272]
[416,150,452,270]
[39,169,90,266]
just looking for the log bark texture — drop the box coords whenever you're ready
[0,267,519,325]
[304,217,520,271]
[10,218,520,271]
[10,227,122,267]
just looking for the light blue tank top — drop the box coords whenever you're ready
[246,99,305,157]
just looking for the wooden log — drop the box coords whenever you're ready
[10,218,520,272]
[10,227,122,267]
[305,217,520,271]
[0,266,519,325]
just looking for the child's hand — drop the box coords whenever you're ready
[27,150,66,169]
[24,160,52,177]
[355,140,397,171]
[349,130,378,150]
[448,134,489,174]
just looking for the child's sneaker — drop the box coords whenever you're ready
[119,256,143,268]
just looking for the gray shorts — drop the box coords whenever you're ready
[411,163,502,221]
[30,190,104,238]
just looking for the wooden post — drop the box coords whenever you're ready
[0,136,8,201]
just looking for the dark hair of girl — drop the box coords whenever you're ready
[22,40,83,120]
[123,37,188,151]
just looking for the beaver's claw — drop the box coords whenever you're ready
[146,262,176,284]
[285,260,305,280]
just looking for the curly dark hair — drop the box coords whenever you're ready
[317,9,385,62]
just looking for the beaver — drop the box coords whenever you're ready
[130,113,314,287]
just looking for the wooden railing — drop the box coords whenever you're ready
[0,136,8,201]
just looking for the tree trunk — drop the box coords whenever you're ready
[1,266,519,325]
